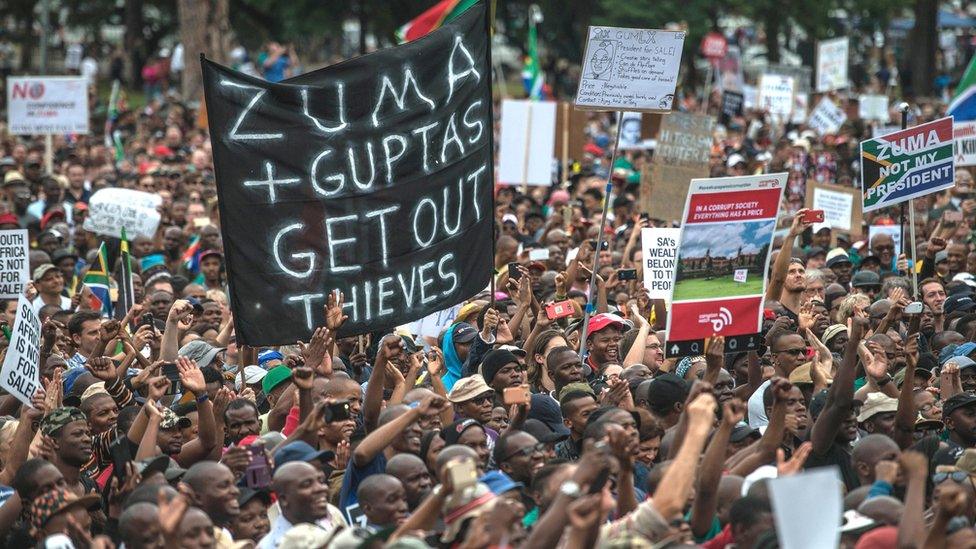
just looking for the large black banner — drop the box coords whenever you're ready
[202,2,493,345]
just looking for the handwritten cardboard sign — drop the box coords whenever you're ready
[816,37,849,93]
[575,26,686,113]
[202,2,494,345]
[0,230,29,299]
[0,295,40,407]
[758,74,795,118]
[807,97,847,136]
[640,112,713,223]
[83,188,162,240]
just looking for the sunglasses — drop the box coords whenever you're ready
[933,471,972,484]
[502,442,546,462]
[466,393,494,406]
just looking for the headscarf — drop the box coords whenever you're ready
[442,323,463,391]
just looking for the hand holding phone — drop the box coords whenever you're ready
[802,209,825,223]
[160,363,181,395]
[503,385,531,405]
[322,400,352,422]
[508,262,522,281]
[545,300,575,321]
[617,269,638,281]
[245,443,272,489]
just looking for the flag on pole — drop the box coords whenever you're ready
[949,53,976,122]
[522,8,544,100]
[115,228,135,323]
[397,0,480,43]
[84,242,113,317]
[181,234,202,274]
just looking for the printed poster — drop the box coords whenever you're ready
[667,173,786,341]
[859,116,955,212]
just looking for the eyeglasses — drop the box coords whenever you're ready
[502,442,546,461]
[776,347,808,357]
[933,471,972,484]
[466,393,494,406]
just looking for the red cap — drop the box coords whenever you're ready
[40,209,66,229]
[0,213,19,227]
[153,145,175,158]
[584,143,605,156]
[200,249,223,261]
[587,313,625,335]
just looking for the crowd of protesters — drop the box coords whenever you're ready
[1,28,976,549]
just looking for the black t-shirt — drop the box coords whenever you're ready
[805,440,858,492]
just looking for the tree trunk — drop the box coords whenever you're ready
[909,0,938,97]
[124,0,144,86]
[764,9,781,64]
[179,0,210,103]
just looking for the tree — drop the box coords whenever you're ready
[908,0,938,97]
[179,0,230,102]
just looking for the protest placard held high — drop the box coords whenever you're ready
[203,1,493,345]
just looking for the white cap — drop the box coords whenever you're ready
[954,272,976,288]
[727,153,747,168]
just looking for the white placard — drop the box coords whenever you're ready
[770,467,842,549]
[641,228,680,299]
[955,121,976,167]
[405,303,462,339]
[872,125,901,138]
[791,93,809,125]
[812,187,854,231]
[0,230,30,299]
[83,188,163,239]
[859,95,889,122]
[758,75,795,117]
[807,97,847,136]
[6,76,90,135]
[0,295,41,407]
[498,100,556,186]
[575,27,686,112]
[733,269,748,283]
[869,225,901,258]
[816,37,849,92]
[742,85,758,109]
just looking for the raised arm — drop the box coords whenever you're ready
[765,210,810,301]
[623,304,651,368]
[363,335,401,431]
[173,358,218,466]
[353,395,447,467]
[811,315,863,455]
[892,335,920,450]
[691,398,743,538]
[653,393,716,519]
[160,300,193,361]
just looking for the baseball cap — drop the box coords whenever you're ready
[806,246,826,260]
[860,254,881,267]
[80,382,108,402]
[479,470,524,495]
[199,249,222,261]
[727,153,747,168]
[558,382,597,403]
[258,350,284,367]
[236,365,267,391]
[262,365,293,394]
[521,418,568,444]
[160,408,192,430]
[237,487,273,508]
[0,213,19,227]
[441,482,496,542]
[953,272,976,288]
[943,393,976,417]
[440,418,484,446]
[178,340,226,369]
[32,263,59,281]
[136,455,173,478]
[272,441,336,472]
[451,323,478,344]
[945,294,976,316]
[822,324,848,347]
[826,251,852,268]
[852,270,881,288]
[51,248,78,265]
[498,344,527,358]
[944,356,976,373]
[527,393,571,437]
[936,250,949,264]
[587,313,626,336]
[39,407,86,436]
[447,375,493,403]
[729,422,761,443]
[279,524,333,549]
[2,171,26,187]
[856,392,899,423]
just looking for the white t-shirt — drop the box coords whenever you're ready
[31,294,71,316]
[747,379,772,427]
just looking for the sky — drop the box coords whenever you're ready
[678,219,774,260]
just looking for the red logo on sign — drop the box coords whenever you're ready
[670,297,763,340]
[11,82,45,100]
[700,33,728,60]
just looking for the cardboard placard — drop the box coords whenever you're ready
[83,188,163,240]
[758,74,795,117]
[640,112,713,223]
[804,181,862,235]
[858,94,889,122]
[807,97,847,136]
[575,26,686,112]
[770,468,842,549]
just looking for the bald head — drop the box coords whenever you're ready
[357,473,408,527]
[858,495,903,525]
[119,502,161,549]
[386,454,432,509]
[387,453,426,477]
[182,461,228,491]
